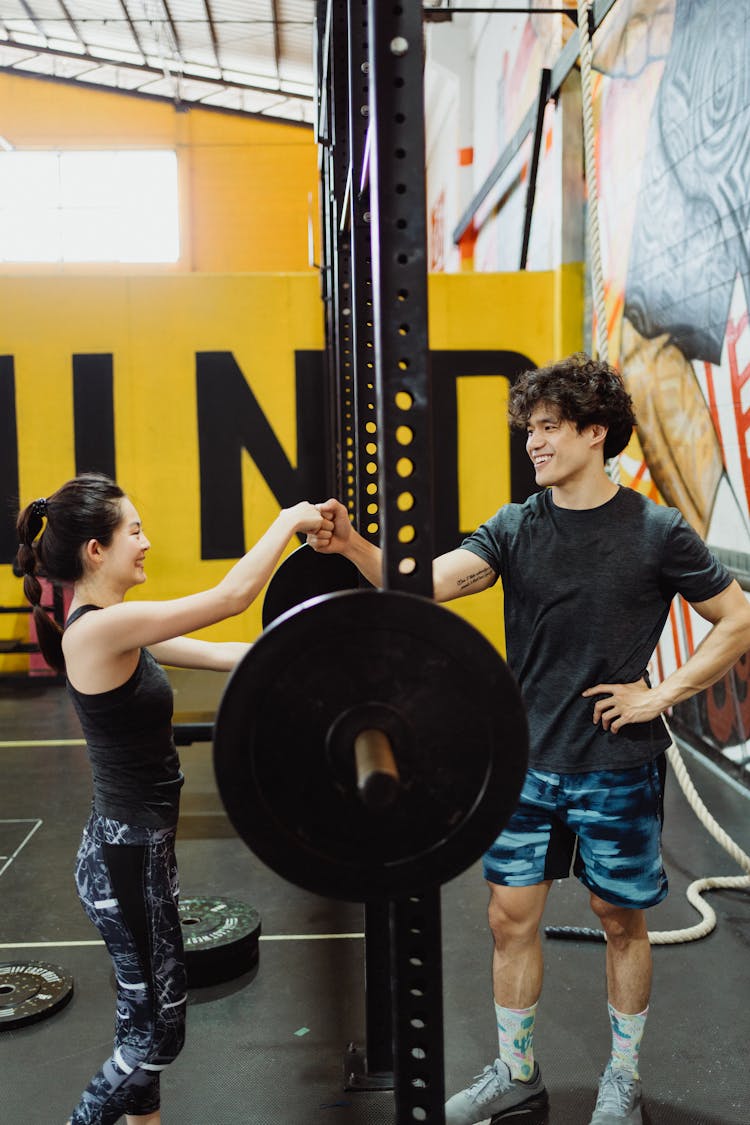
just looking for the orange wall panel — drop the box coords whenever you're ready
[0,73,318,275]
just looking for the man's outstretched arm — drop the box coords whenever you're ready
[308,498,497,603]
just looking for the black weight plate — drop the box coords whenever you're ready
[214,589,528,902]
[179,896,261,988]
[262,543,362,628]
[0,961,74,1030]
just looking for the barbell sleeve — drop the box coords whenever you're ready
[354,728,400,809]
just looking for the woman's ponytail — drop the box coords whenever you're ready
[15,497,65,674]
[15,475,125,676]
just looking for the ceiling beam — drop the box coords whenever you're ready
[159,0,184,60]
[271,0,282,84]
[56,0,88,51]
[0,36,314,101]
[118,0,148,64]
[202,0,224,78]
[17,1,47,41]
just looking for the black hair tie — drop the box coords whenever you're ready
[31,498,48,519]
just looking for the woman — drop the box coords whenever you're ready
[15,473,330,1125]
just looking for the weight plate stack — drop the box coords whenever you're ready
[0,961,74,1030]
[180,896,261,988]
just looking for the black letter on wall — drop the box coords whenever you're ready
[431,350,538,556]
[73,354,116,479]
[0,356,19,565]
[197,351,329,560]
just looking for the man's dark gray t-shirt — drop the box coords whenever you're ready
[461,487,731,773]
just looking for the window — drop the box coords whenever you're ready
[0,150,180,263]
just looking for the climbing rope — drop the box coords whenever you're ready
[577,0,620,483]
[546,4,750,946]
[651,739,750,944]
[577,0,608,365]
[547,735,750,944]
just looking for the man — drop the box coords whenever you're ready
[308,353,750,1125]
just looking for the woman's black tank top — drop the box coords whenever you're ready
[65,605,183,828]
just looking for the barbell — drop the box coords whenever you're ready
[213,585,528,902]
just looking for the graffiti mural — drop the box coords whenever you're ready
[595,0,750,768]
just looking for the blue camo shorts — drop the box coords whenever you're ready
[483,756,668,909]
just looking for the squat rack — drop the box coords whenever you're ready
[315,0,442,1116]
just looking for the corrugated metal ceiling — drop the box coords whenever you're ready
[0,0,316,125]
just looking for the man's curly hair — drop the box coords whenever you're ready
[508,352,636,460]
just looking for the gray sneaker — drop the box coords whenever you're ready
[588,1063,644,1124]
[445,1058,548,1124]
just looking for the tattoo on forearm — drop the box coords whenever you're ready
[456,565,493,590]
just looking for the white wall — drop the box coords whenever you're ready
[424,5,583,274]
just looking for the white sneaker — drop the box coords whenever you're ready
[445,1058,548,1125]
[588,1063,644,1124]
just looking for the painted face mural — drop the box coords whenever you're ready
[595,0,750,757]
[593,0,750,547]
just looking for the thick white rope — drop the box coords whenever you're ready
[577,0,608,366]
[577,0,620,483]
[546,738,750,945]
[647,739,750,944]
[547,4,750,945]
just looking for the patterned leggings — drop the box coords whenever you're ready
[69,812,187,1124]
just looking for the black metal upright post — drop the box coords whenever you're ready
[367,2,446,1122]
[329,4,356,510]
[367,0,435,598]
[316,0,354,500]
[320,0,395,1093]
[519,68,551,270]
[348,0,380,545]
[315,3,337,493]
[344,0,396,1096]
[317,2,448,1118]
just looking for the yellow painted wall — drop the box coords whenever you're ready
[428,266,581,650]
[0,73,318,273]
[0,268,578,673]
[0,74,582,674]
[0,273,323,672]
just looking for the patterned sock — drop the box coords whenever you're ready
[608,1003,648,1078]
[494,1001,537,1081]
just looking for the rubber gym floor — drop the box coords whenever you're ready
[1,668,748,1125]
